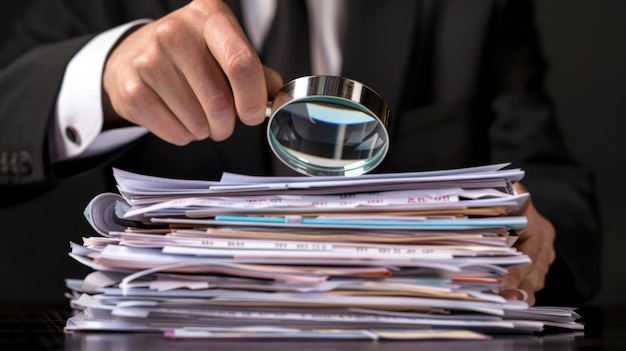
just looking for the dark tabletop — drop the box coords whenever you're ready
[1,302,625,351]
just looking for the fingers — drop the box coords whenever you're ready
[502,265,538,306]
[118,78,195,146]
[499,184,556,306]
[501,242,551,307]
[264,66,285,99]
[499,288,529,303]
[517,279,537,306]
[152,14,237,141]
[502,265,530,291]
[103,0,281,144]
[196,0,268,126]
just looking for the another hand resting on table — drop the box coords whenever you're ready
[501,183,556,306]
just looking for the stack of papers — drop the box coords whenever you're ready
[65,163,583,340]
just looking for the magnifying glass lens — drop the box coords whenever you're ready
[266,76,391,177]
[269,100,387,176]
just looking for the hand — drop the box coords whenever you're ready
[102,0,284,145]
[501,183,556,306]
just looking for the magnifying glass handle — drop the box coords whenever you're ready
[265,101,273,119]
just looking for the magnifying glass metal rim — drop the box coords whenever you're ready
[266,75,392,177]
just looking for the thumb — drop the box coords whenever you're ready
[263,66,284,99]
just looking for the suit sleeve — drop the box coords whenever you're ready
[0,35,93,187]
[0,0,177,193]
[0,1,129,188]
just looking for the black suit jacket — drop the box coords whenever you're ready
[0,0,601,304]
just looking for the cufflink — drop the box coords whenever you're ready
[65,126,81,146]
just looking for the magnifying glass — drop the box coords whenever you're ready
[266,75,391,177]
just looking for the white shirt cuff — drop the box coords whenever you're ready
[52,19,151,162]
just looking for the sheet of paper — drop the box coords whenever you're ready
[151,215,528,230]
[113,164,523,201]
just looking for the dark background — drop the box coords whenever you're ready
[0,1,624,305]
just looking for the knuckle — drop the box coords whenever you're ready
[133,49,161,77]
[108,75,151,126]
[504,271,521,286]
[202,92,236,141]
[116,78,149,108]
[186,2,204,17]
[188,0,221,17]
[205,91,235,117]
[222,49,264,121]
[237,103,264,124]
[153,16,187,47]
[536,279,545,291]
[222,44,259,79]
